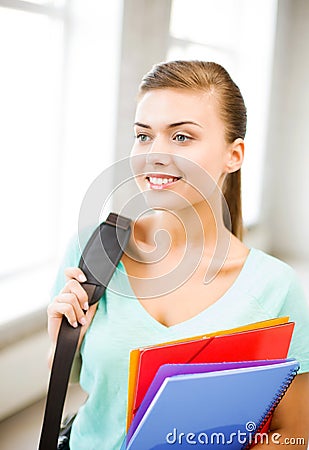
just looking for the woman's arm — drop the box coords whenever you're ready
[255,373,309,449]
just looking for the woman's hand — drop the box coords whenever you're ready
[255,373,309,448]
[47,267,98,365]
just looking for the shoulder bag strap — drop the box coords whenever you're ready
[38,213,131,450]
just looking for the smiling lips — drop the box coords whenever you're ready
[146,175,182,190]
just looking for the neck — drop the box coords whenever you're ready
[130,197,231,284]
[154,197,228,249]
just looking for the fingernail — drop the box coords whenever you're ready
[72,321,78,328]
[83,302,89,311]
[78,274,87,282]
[80,317,86,326]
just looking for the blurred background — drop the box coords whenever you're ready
[0,0,308,448]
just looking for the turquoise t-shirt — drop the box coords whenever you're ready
[51,238,309,450]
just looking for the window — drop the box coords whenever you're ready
[168,0,278,226]
[0,0,122,324]
[0,2,63,276]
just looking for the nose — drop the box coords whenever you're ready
[146,151,172,166]
[145,136,173,166]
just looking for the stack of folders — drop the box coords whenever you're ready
[121,317,300,450]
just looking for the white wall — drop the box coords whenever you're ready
[261,0,309,261]
[0,330,50,420]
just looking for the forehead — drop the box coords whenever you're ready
[135,88,221,125]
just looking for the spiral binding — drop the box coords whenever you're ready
[242,362,300,450]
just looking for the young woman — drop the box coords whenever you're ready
[48,61,309,449]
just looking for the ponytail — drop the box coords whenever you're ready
[222,170,243,240]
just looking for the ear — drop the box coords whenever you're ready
[225,138,245,173]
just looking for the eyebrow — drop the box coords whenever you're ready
[134,121,203,129]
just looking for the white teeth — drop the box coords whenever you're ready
[148,176,178,185]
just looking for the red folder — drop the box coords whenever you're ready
[131,322,294,422]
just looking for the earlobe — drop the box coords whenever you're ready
[226,138,245,173]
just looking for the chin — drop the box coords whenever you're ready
[142,189,196,213]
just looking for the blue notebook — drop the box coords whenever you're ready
[127,359,290,442]
[122,359,299,450]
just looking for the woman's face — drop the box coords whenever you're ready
[130,88,242,211]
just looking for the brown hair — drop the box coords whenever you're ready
[138,60,247,240]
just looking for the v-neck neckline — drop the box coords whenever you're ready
[118,248,256,331]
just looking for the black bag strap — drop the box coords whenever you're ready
[38,213,131,450]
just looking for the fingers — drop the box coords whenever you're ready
[64,267,87,283]
[48,302,98,365]
[51,292,87,328]
[47,267,89,338]
[61,278,89,311]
